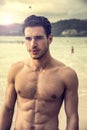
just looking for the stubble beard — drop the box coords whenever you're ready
[31,47,49,60]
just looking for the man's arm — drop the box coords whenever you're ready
[64,68,79,130]
[0,65,17,130]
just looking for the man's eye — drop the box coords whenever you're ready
[25,36,44,41]
[35,36,44,40]
[25,37,31,41]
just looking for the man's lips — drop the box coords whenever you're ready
[31,49,40,54]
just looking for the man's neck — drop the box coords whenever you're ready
[30,54,52,72]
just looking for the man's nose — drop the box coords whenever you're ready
[31,38,37,48]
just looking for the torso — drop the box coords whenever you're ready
[14,59,66,130]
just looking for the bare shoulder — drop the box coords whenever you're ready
[64,66,78,80]
[11,61,24,71]
[61,65,78,89]
[7,61,24,81]
[54,59,78,89]
[55,59,78,79]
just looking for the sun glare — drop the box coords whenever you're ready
[2,14,14,25]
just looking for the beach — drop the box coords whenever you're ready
[0,36,87,130]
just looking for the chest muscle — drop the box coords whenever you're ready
[15,70,64,101]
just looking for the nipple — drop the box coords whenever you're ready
[18,90,21,94]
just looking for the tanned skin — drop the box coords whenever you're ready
[0,26,79,130]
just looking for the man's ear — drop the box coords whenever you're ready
[48,33,53,44]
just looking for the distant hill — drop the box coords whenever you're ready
[0,19,87,36]
[0,23,23,36]
[52,19,87,37]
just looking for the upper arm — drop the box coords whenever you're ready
[0,65,18,130]
[3,65,17,111]
[64,68,79,119]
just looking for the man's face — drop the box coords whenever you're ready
[24,26,53,60]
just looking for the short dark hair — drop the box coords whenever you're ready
[23,15,51,37]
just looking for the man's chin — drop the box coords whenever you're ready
[31,55,43,60]
[31,56,40,60]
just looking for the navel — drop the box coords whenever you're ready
[51,94,57,99]
[31,125,35,130]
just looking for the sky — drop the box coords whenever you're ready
[0,0,87,25]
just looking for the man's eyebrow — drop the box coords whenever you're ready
[35,36,44,39]
[25,36,44,40]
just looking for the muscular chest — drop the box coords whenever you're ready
[15,69,64,100]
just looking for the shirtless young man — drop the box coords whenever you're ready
[0,15,79,130]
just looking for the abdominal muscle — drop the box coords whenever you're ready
[15,97,60,130]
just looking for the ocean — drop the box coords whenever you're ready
[0,36,87,130]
